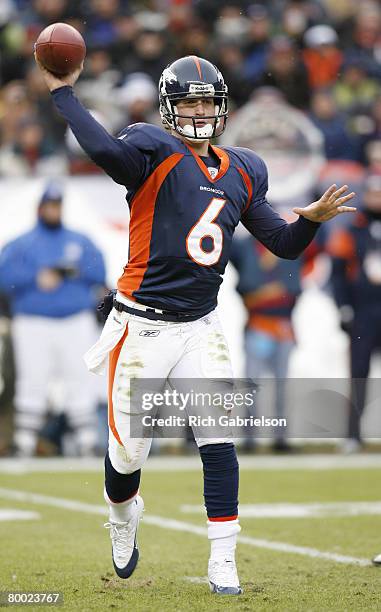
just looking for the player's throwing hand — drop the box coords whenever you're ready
[293,184,356,222]
[34,52,84,92]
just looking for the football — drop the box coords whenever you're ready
[34,22,86,76]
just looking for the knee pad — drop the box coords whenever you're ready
[108,436,151,474]
[104,452,140,503]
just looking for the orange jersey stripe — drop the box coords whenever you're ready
[237,167,253,214]
[108,325,129,446]
[118,153,184,299]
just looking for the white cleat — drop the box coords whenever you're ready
[372,553,381,566]
[104,495,144,579]
[208,555,242,595]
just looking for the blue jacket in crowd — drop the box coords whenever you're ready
[0,221,106,318]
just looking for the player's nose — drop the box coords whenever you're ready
[195,99,207,115]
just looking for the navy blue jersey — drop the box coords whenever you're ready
[52,86,320,315]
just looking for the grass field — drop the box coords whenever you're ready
[0,456,381,611]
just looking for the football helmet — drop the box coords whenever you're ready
[159,56,228,141]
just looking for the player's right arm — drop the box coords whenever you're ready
[35,56,147,188]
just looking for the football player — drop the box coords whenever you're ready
[35,54,356,595]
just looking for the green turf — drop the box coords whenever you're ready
[0,466,380,611]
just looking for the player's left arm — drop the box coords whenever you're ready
[241,157,355,260]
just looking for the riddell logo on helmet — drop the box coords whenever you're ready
[189,84,215,96]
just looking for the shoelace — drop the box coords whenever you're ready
[209,558,238,587]
[104,522,134,556]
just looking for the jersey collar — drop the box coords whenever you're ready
[185,142,230,183]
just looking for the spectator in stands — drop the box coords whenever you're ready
[0,114,67,176]
[281,1,327,43]
[75,47,122,132]
[344,4,381,79]
[327,173,381,452]
[116,72,159,129]
[309,88,359,161]
[0,182,106,456]
[122,27,172,85]
[84,0,121,49]
[303,25,343,89]
[25,61,67,145]
[259,35,311,109]
[0,81,35,147]
[212,42,252,110]
[243,4,272,84]
[334,59,380,118]
[176,22,212,60]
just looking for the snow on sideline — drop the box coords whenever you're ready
[1,454,381,474]
[0,488,372,567]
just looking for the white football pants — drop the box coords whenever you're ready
[88,298,235,474]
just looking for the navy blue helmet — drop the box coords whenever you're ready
[159,56,228,140]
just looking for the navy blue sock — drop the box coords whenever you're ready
[104,452,141,502]
[199,443,239,519]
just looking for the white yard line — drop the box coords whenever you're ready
[0,509,40,521]
[0,488,106,515]
[183,576,209,584]
[1,454,381,474]
[0,487,372,567]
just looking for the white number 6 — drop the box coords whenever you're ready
[186,197,226,266]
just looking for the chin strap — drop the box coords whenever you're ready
[172,102,222,140]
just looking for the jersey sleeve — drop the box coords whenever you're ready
[239,152,320,260]
[51,86,153,189]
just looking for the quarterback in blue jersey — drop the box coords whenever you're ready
[36,53,355,595]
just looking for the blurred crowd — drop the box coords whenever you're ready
[0,0,380,175]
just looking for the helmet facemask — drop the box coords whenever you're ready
[159,83,228,141]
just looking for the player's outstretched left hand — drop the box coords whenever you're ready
[292,184,356,223]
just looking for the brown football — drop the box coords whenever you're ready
[35,22,86,76]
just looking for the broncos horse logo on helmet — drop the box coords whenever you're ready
[159,56,228,141]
